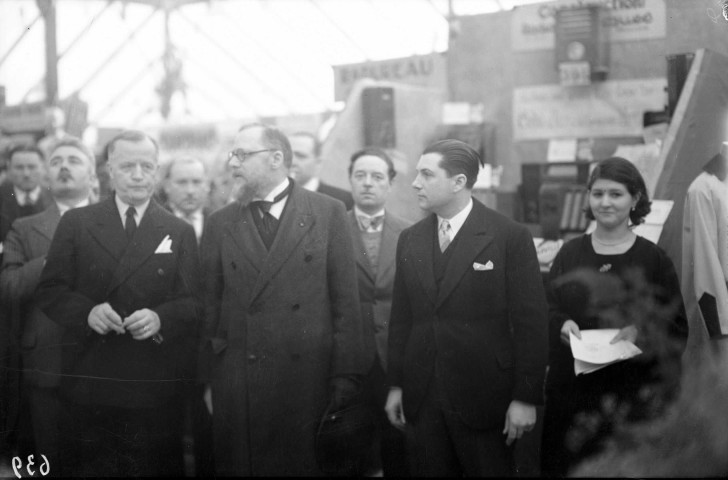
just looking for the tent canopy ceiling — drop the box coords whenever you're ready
[0,0,544,127]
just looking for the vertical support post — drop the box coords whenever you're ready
[37,0,58,106]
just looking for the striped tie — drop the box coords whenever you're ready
[438,220,451,252]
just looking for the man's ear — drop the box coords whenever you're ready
[452,173,468,192]
[270,150,285,169]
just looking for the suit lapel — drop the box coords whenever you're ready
[225,204,267,275]
[249,186,314,304]
[436,202,494,308]
[106,201,168,294]
[87,198,128,262]
[348,211,375,284]
[376,214,398,284]
[411,215,438,307]
[30,204,61,243]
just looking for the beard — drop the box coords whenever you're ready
[235,181,259,207]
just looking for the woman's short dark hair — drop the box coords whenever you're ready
[585,156,651,225]
[348,148,396,181]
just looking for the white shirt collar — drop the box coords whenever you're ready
[438,198,473,241]
[56,197,90,216]
[354,206,385,219]
[261,178,291,220]
[354,206,385,232]
[14,186,42,205]
[302,177,320,192]
[115,195,151,226]
[172,206,203,221]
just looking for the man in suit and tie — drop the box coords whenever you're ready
[162,156,210,243]
[36,130,202,477]
[0,144,52,245]
[201,123,366,476]
[1,136,96,469]
[385,139,548,476]
[347,148,411,477]
[289,131,354,209]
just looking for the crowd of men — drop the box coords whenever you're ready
[4,123,723,477]
[0,123,550,477]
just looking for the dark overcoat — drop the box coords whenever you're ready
[201,183,366,476]
[35,198,202,409]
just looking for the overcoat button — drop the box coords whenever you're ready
[304,254,312,262]
[292,304,300,311]
[157,268,164,276]
[247,354,257,363]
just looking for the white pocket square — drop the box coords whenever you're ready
[473,260,494,271]
[154,235,173,254]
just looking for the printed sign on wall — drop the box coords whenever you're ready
[512,78,667,140]
[333,53,447,102]
[512,0,666,51]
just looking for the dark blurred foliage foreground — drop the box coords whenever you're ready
[552,268,728,477]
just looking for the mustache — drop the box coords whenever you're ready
[57,169,73,181]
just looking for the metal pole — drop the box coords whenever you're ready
[37,0,58,105]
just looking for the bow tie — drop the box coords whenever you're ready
[358,215,384,232]
[251,182,292,216]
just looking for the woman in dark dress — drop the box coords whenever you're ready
[540,157,688,477]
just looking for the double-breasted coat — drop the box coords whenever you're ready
[36,198,203,409]
[201,183,367,476]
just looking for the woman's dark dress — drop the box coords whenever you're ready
[541,234,687,476]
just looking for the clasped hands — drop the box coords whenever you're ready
[88,302,160,340]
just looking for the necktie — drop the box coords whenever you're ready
[358,215,384,232]
[125,206,137,240]
[251,182,292,240]
[439,220,452,252]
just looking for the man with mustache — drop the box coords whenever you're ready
[1,137,96,469]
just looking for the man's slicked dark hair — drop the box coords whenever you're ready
[239,123,293,168]
[348,147,396,181]
[422,139,483,189]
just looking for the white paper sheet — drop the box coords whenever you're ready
[570,329,642,375]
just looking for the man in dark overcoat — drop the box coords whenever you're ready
[36,130,202,477]
[201,123,366,476]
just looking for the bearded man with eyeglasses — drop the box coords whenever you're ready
[200,123,367,476]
